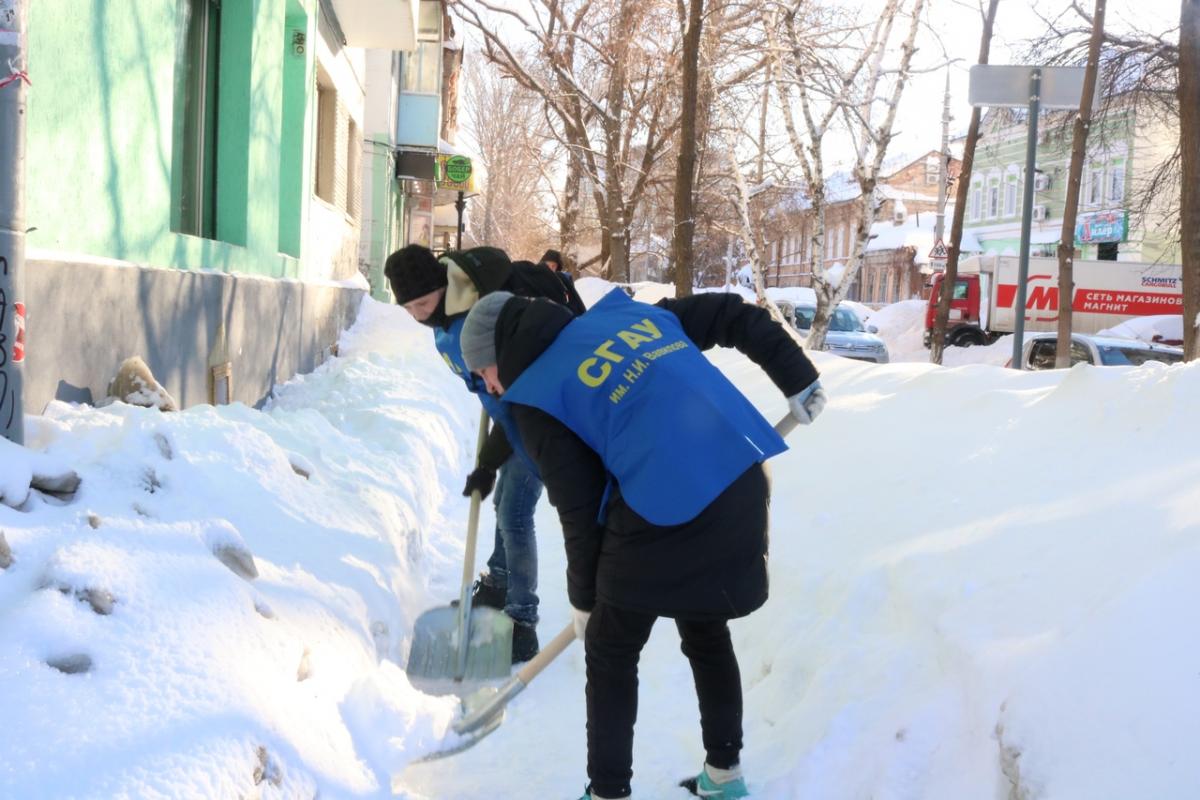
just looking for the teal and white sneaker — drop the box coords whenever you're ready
[680,764,750,798]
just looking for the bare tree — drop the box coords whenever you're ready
[672,0,705,298]
[767,0,928,351]
[1054,0,1107,368]
[1028,3,1181,247]
[1183,0,1200,359]
[930,0,1000,365]
[462,56,556,258]
[451,0,683,281]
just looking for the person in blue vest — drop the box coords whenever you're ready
[384,244,583,663]
[459,288,826,800]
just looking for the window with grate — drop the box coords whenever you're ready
[315,72,337,204]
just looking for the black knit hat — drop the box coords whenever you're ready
[540,249,564,271]
[385,244,448,304]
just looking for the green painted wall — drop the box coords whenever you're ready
[278,1,309,258]
[963,109,1180,263]
[27,0,317,278]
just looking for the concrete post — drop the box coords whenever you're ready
[0,0,28,443]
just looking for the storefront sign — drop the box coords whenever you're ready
[436,155,474,192]
[1075,210,1126,244]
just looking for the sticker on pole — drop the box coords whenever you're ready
[12,301,23,362]
[928,239,949,260]
[0,0,19,47]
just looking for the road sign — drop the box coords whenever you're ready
[968,65,1097,110]
[928,239,949,260]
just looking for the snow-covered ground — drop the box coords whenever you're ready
[3,289,1199,799]
[867,299,1014,367]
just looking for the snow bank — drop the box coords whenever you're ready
[1098,314,1184,345]
[6,289,1200,799]
[0,297,477,798]
[869,298,1013,366]
[400,326,1200,798]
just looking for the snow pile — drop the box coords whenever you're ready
[574,276,617,308]
[0,298,478,798]
[5,289,1200,799]
[1098,314,1184,345]
[868,298,1013,366]
[400,317,1200,797]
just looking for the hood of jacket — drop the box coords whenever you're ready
[441,247,514,316]
[494,296,575,390]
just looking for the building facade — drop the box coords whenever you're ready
[22,0,434,413]
[760,151,963,297]
[963,103,1179,264]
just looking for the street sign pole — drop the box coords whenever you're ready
[969,64,1089,370]
[0,0,27,444]
[455,191,465,251]
[1012,68,1042,371]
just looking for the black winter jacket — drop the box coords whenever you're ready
[443,247,583,471]
[494,292,820,619]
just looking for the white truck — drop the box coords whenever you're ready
[924,255,1184,347]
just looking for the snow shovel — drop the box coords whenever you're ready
[407,408,514,683]
[414,413,801,754]
[418,622,578,761]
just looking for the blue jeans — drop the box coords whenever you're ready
[485,454,542,626]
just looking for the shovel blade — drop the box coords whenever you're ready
[406,605,513,682]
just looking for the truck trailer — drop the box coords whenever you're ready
[923,255,1184,348]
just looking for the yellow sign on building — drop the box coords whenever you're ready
[436,154,474,192]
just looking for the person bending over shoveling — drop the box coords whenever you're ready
[459,287,826,799]
[386,244,582,663]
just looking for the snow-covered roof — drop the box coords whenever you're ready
[875,185,941,203]
[866,212,982,262]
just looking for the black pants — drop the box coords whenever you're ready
[585,603,743,798]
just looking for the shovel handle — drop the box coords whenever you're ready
[455,408,493,680]
[451,623,578,737]
[514,622,577,686]
[459,407,492,593]
[774,413,798,438]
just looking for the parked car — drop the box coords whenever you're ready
[778,301,890,364]
[1013,333,1184,370]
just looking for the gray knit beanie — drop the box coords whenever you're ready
[461,291,515,372]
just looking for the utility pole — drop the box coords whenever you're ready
[0,0,28,445]
[934,71,952,247]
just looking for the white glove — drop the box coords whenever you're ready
[572,607,592,641]
[787,381,827,425]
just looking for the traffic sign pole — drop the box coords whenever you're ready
[1012,68,1042,371]
[968,64,1087,370]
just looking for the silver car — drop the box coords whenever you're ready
[1017,333,1183,370]
[779,301,890,364]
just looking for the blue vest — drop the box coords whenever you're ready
[502,289,786,526]
[435,315,535,472]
